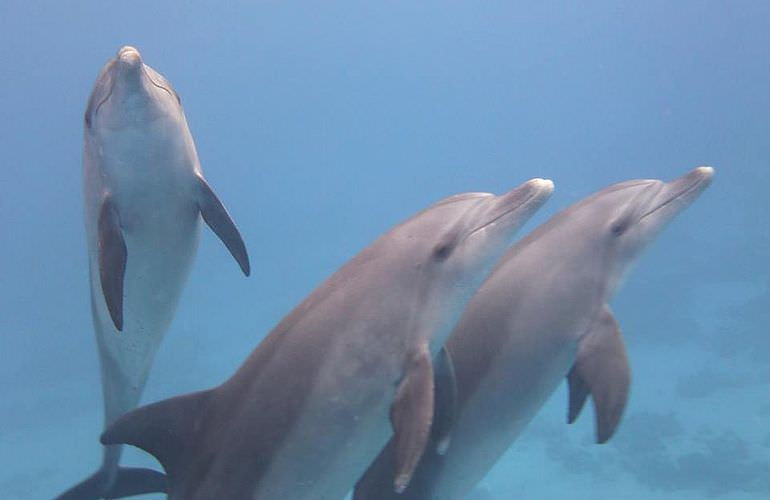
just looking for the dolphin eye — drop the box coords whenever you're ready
[610,218,630,236]
[432,242,454,261]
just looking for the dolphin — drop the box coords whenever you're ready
[100,178,554,499]
[354,166,714,500]
[57,46,250,499]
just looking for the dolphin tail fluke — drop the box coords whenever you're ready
[196,174,251,276]
[56,466,167,500]
[56,470,105,500]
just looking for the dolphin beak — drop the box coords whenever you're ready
[115,46,144,83]
[494,178,555,222]
[467,178,554,238]
[641,166,714,220]
[117,46,142,66]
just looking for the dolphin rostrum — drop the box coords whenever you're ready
[100,178,554,499]
[354,166,714,500]
[57,46,250,499]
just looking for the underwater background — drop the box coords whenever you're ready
[1,1,768,499]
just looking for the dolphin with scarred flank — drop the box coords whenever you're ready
[354,166,714,500]
[100,178,554,499]
[57,46,250,499]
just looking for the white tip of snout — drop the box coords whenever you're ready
[526,178,555,194]
[117,45,142,66]
[694,166,715,178]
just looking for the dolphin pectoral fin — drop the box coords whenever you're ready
[196,175,251,276]
[390,344,434,493]
[432,345,458,455]
[98,196,127,331]
[566,364,590,424]
[566,305,630,444]
[101,389,211,478]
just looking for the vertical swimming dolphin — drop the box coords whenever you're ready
[100,179,554,499]
[57,46,250,499]
[354,167,714,500]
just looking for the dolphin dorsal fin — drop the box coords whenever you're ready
[101,390,212,476]
[566,305,630,443]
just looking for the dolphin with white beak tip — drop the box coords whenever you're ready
[100,178,554,499]
[354,166,714,500]
[57,46,250,499]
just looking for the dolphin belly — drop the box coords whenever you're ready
[91,204,201,425]
[431,342,577,499]
[253,373,397,499]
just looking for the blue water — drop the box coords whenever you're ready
[1,2,768,499]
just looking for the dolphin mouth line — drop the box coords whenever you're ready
[639,177,704,220]
[464,190,542,239]
[92,61,116,120]
[92,62,178,120]
[143,66,178,102]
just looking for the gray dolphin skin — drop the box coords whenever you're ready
[100,178,554,499]
[58,46,250,499]
[354,166,714,500]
